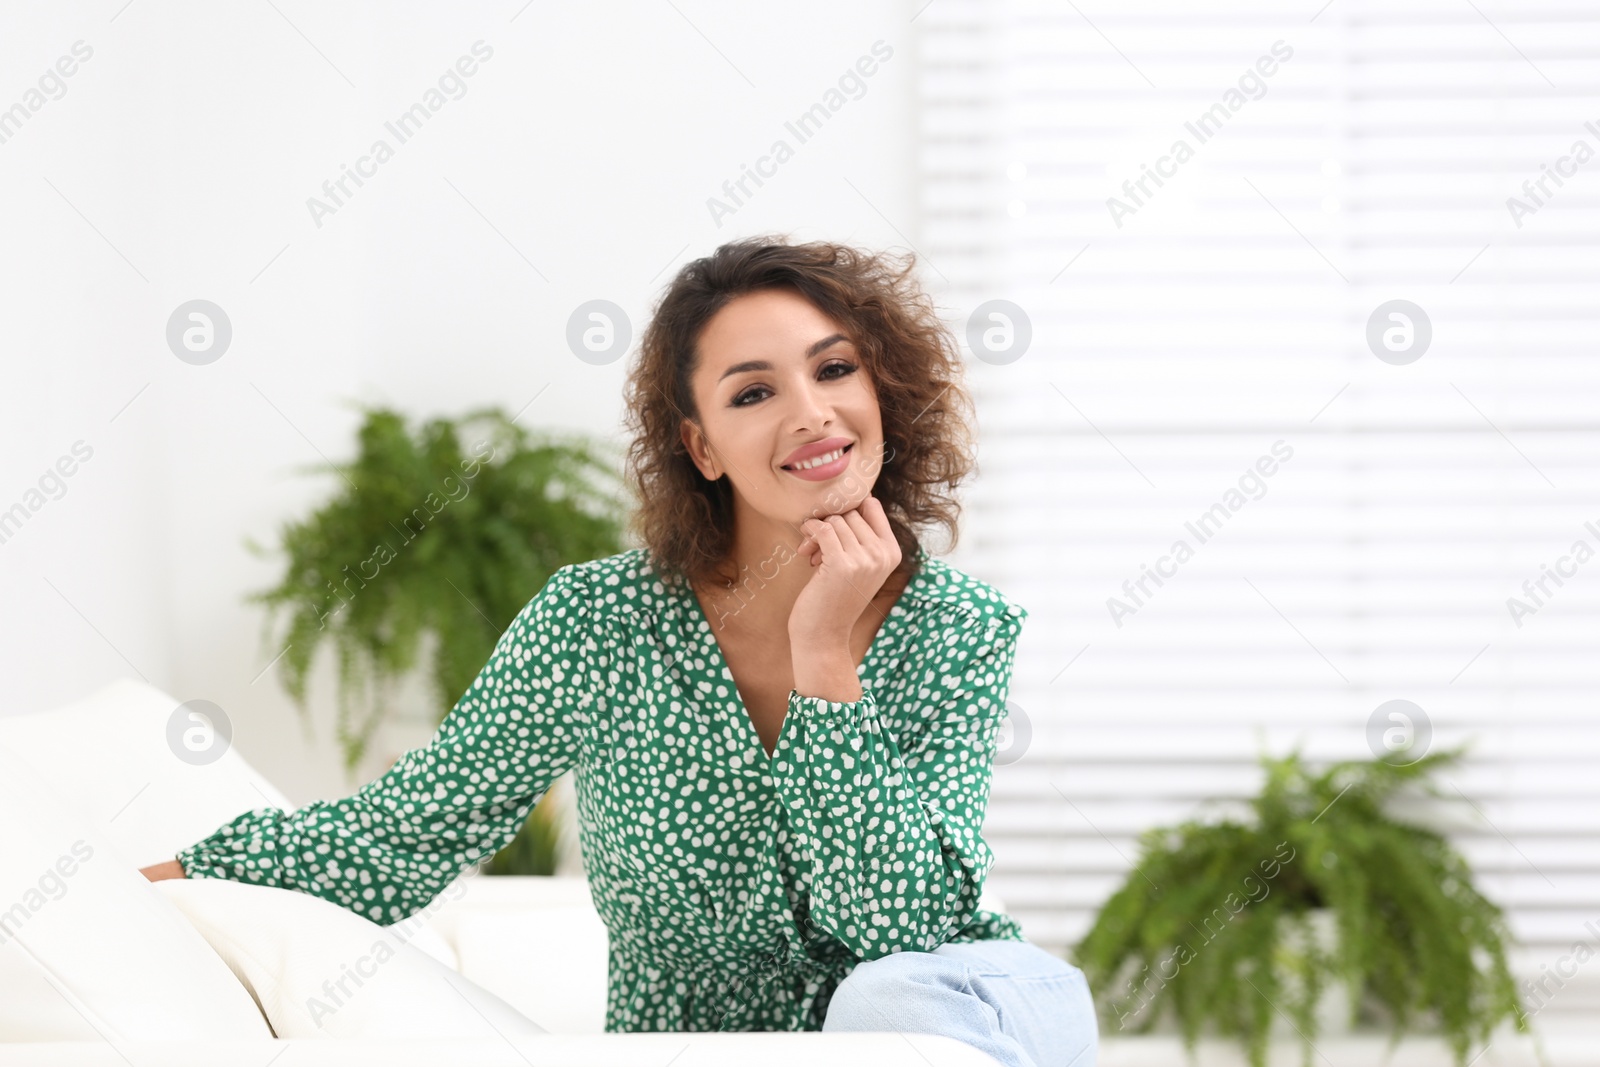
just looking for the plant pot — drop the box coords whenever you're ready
[1271,907,1353,1039]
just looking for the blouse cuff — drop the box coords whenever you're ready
[785,681,877,726]
[174,808,284,884]
[175,840,226,880]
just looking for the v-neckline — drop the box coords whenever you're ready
[675,547,928,761]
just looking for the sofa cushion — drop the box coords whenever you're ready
[0,678,294,869]
[448,902,610,1033]
[0,751,275,1042]
[153,878,545,1039]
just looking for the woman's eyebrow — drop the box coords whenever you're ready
[717,333,849,382]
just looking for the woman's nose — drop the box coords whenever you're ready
[786,377,833,431]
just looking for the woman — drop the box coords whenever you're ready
[141,237,1098,1066]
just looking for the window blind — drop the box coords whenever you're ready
[917,0,1600,1013]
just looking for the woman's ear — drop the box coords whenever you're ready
[680,418,721,481]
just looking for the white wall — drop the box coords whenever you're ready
[0,0,920,804]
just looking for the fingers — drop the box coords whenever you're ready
[841,508,875,548]
[810,516,845,560]
[826,513,863,553]
[799,496,896,567]
[800,515,857,560]
[860,494,894,543]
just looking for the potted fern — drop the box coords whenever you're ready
[1074,749,1527,1067]
[245,402,629,874]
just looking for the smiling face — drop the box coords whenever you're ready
[681,287,884,536]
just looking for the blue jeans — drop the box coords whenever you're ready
[822,939,1098,1067]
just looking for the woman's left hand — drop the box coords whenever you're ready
[789,495,902,642]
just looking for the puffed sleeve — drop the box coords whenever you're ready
[769,601,1027,959]
[175,563,596,925]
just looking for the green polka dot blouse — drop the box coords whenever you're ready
[177,544,1031,1032]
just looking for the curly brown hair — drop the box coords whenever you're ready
[621,235,977,590]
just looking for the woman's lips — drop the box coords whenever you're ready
[781,442,853,481]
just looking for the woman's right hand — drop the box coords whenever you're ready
[139,859,187,881]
